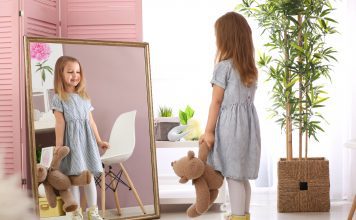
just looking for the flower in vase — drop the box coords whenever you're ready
[30,42,53,83]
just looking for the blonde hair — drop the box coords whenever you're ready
[53,56,89,100]
[215,12,258,87]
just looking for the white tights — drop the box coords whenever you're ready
[227,178,251,216]
[70,176,97,208]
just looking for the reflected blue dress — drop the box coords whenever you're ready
[51,93,103,176]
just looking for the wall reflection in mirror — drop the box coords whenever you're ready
[25,37,159,220]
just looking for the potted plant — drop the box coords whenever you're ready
[154,106,180,141]
[179,105,202,141]
[239,0,337,212]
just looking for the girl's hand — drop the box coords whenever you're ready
[199,133,215,150]
[54,145,63,152]
[98,141,110,151]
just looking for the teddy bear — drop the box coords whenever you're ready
[171,141,224,217]
[37,146,92,212]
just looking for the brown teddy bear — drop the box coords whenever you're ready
[171,141,224,217]
[37,146,92,212]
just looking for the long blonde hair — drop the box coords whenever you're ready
[54,56,89,100]
[215,12,258,87]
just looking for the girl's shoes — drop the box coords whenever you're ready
[87,206,103,220]
[224,213,250,220]
[71,208,83,220]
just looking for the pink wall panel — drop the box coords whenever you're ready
[61,0,142,41]
[24,0,60,37]
[0,0,21,176]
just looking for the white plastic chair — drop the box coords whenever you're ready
[98,110,146,217]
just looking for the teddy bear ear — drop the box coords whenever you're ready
[187,151,195,159]
[179,177,189,184]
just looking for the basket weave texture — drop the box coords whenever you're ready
[278,157,330,212]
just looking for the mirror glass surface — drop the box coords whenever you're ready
[25,37,159,220]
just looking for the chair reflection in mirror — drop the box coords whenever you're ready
[95,110,146,217]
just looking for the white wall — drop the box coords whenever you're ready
[142,0,353,195]
[143,0,237,125]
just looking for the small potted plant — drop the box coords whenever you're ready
[154,106,180,141]
[179,105,202,141]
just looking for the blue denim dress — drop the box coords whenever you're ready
[207,60,261,180]
[51,93,103,176]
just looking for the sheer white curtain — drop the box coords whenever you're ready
[326,0,356,200]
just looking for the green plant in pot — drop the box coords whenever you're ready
[179,105,202,141]
[154,106,180,141]
[238,0,337,212]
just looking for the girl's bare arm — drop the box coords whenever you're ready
[202,85,225,148]
[54,111,65,148]
[89,112,109,150]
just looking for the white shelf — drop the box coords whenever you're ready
[155,141,198,148]
[35,119,55,133]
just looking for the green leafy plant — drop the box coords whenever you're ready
[179,105,195,125]
[158,106,173,117]
[238,0,337,160]
[36,148,42,164]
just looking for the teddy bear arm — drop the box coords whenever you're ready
[194,178,210,214]
[43,182,57,208]
[50,146,70,169]
[198,142,210,163]
[70,170,92,186]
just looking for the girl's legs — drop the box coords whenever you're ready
[70,186,83,219]
[83,176,97,207]
[84,176,103,220]
[243,180,251,214]
[227,178,245,216]
[71,185,81,205]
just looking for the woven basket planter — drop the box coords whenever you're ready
[278,157,330,212]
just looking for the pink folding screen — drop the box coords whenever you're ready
[61,0,142,41]
[1,0,142,182]
[23,0,60,37]
[0,0,21,175]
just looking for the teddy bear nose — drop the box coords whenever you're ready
[171,161,174,166]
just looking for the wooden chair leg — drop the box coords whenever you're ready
[119,163,146,214]
[101,171,106,217]
[348,195,356,220]
[109,172,122,216]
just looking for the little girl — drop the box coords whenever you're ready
[200,12,261,220]
[51,56,109,220]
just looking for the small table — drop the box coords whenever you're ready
[345,140,356,220]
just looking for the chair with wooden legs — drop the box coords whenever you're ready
[96,110,146,217]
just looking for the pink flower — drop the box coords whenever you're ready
[30,43,51,61]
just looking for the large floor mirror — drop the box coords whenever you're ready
[24,37,160,220]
